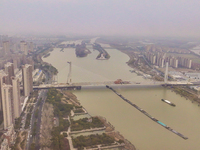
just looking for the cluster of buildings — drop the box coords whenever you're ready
[0,37,41,149]
[144,44,190,54]
[0,62,33,149]
[145,52,192,69]
[1,40,34,58]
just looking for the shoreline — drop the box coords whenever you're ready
[61,89,136,150]
[117,48,200,106]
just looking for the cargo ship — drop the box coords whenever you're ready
[161,99,176,107]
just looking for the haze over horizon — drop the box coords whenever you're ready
[1,0,200,37]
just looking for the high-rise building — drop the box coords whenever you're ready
[12,77,21,118]
[26,57,34,71]
[22,64,33,97]
[30,42,34,52]
[2,41,10,56]
[20,41,28,55]
[188,60,192,69]
[24,44,28,55]
[1,84,13,130]
[0,70,7,111]
[4,62,14,85]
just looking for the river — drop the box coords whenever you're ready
[43,39,200,150]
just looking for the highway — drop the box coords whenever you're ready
[27,69,51,150]
[26,89,47,150]
[35,90,47,149]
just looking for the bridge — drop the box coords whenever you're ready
[33,80,195,90]
[34,61,199,90]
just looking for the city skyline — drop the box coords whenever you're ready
[1,0,200,37]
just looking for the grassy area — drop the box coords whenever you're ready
[71,117,104,131]
[25,113,31,129]
[14,116,22,130]
[72,133,115,150]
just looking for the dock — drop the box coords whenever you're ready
[106,85,188,140]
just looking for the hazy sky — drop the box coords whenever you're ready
[1,0,200,37]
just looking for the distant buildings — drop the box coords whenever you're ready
[2,41,10,56]
[30,42,34,52]
[145,52,192,69]
[20,41,28,55]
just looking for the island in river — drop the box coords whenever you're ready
[93,43,110,60]
[75,42,91,57]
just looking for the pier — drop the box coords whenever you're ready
[106,85,188,140]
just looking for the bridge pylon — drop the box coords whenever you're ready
[164,62,168,84]
[52,74,58,84]
[67,61,72,85]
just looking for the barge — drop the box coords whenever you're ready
[106,85,188,140]
[161,99,176,107]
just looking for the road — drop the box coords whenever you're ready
[27,69,52,150]
[26,89,47,150]
[35,90,47,149]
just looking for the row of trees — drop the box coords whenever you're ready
[173,87,199,102]
[47,88,73,117]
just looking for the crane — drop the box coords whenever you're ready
[67,62,72,84]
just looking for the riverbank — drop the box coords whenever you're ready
[169,86,200,105]
[116,48,200,107]
[62,89,136,150]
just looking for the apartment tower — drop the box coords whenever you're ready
[0,70,7,111]
[1,84,13,130]
[4,62,14,85]
[2,41,10,56]
[22,64,33,97]
[20,41,28,55]
[12,77,21,118]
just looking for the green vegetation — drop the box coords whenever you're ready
[71,117,104,131]
[63,132,68,137]
[37,98,42,106]
[30,143,36,150]
[47,88,72,150]
[32,121,37,137]
[173,87,199,102]
[25,113,31,129]
[20,139,26,150]
[11,136,21,150]
[75,43,91,57]
[74,108,84,113]
[72,133,115,150]
[60,118,70,132]
[93,43,110,59]
[51,127,69,150]
[35,108,39,119]
[0,111,3,125]
[14,116,22,130]
[41,64,58,75]
[47,88,73,117]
